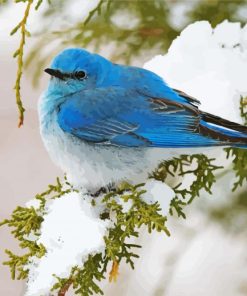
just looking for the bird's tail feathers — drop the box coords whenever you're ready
[200,112,247,149]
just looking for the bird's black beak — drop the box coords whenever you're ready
[44,68,65,80]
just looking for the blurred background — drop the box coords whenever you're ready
[0,1,247,295]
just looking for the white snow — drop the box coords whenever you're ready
[142,180,175,216]
[212,21,242,47]
[144,20,247,124]
[25,192,110,296]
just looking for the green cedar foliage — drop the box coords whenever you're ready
[225,97,247,191]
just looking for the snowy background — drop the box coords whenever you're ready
[1,1,247,296]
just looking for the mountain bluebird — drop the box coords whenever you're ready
[39,48,247,191]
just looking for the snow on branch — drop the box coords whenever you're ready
[1,151,226,296]
[1,177,173,295]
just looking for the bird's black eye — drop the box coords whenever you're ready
[75,71,86,80]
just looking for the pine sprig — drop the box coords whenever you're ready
[72,255,106,296]
[11,0,33,127]
[240,96,247,125]
[11,0,48,127]
[3,250,31,280]
[225,148,247,191]
[0,196,45,280]
[0,176,77,282]
[31,176,78,213]
[152,154,223,218]
[104,183,170,235]
[3,243,46,280]
[0,206,43,238]
[52,255,106,296]
[169,197,187,219]
[224,96,247,191]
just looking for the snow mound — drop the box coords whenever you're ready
[25,192,110,296]
[144,20,247,124]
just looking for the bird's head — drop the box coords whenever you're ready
[44,48,110,97]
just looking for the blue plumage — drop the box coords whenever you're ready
[57,87,220,147]
[48,48,246,149]
[40,48,247,188]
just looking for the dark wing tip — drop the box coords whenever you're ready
[201,112,247,134]
[173,88,201,107]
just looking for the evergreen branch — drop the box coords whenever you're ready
[225,148,247,191]
[12,0,49,127]
[12,0,33,127]
[52,256,106,296]
[3,250,30,280]
[3,243,46,280]
[1,178,170,295]
[224,96,247,191]
[169,197,186,219]
[0,198,46,280]
[0,206,43,240]
[0,176,76,282]
[240,96,247,125]
[0,156,236,295]
[2,156,219,294]
[152,154,223,218]
[2,147,243,295]
[72,255,106,295]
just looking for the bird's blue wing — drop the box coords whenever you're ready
[57,87,246,148]
[58,88,143,145]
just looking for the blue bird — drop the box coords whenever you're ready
[40,48,247,191]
